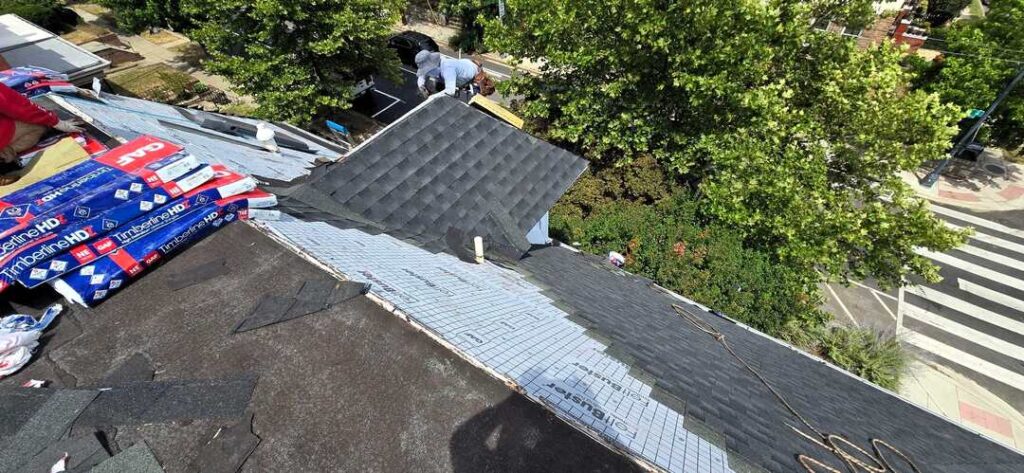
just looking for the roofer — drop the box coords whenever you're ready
[415,50,495,98]
[0,81,83,166]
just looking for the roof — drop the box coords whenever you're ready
[0,14,109,85]
[279,95,587,254]
[258,214,1024,473]
[245,96,1024,472]
[1,223,638,472]
[35,92,342,182]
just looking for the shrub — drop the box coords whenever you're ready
[552,192,828,336]
[818,327,907,390]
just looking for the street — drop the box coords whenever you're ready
[828,202,1024,414]
[901,203,1024,412]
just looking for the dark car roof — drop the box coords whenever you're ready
[393,30,436,44]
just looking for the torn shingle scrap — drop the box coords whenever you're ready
[232,279,370,333]
[90,441,164,473]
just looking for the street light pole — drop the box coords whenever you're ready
[920,66,1024,188]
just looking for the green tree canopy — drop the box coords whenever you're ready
[98,0,190,33]
[187,0,405,125]
[0,0,77,33]
[486,0,966,287]
[926,0,1024,151]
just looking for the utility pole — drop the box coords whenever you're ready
[920,66,1024,188]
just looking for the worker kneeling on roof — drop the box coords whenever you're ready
[415,50,496,98]
[0,82,83,179]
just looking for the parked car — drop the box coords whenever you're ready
[389,31,439,67]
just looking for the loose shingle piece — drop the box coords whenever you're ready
[90,442,164,473]
[283,96,587,256]
[0,389,99,473]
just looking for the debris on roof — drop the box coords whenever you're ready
[469,95,525,129]
[2,222,637,472]
[40,92,339,182]
[279,95,586,254]
[0,14,109,85]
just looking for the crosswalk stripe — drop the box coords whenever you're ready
[908,285,1024,336]
[958,278,1024,314]
[903,304,1024,362]
[945,222,1024,258]
[930,204,1024,239]
[903,332,1024,392]
[916,249,1024,292]
[956,243,1024,272]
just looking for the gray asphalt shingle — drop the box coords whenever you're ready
[516,245,1024,472]
[282,95,588,254]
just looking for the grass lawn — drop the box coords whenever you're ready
[60,23,112,45]
[106,63,200,102]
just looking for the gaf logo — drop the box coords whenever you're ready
[116,142,165,167]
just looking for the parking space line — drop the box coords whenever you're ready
[371,100,402,118]
[873,291,897,320]
[825,284,859,327]
[850,280,898,301]
[372,88,403,102]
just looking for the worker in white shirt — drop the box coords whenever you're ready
[415,50,493,98]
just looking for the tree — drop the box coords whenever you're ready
[486,0,967,287]
[925,0,1024,151]
[187,0,405,125]
[0,0,77,33]
[98,0,190,33]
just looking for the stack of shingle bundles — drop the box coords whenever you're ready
[0,135,276,305]
[0,66,76,97]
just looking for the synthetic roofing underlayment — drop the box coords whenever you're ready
[262,217,723,473]
[40,93,337,182]
[258,96,1024,472]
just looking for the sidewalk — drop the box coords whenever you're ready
[902,359,1024,449]
[904,148,1024,211]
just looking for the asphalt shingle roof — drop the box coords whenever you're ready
[516,245,1024,472]
[282,95,588,253]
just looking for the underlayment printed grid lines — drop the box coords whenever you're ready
[262,218,738,473]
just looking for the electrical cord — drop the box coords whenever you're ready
[671,304,922,473]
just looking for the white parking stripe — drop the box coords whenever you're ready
[930,204,1024,239]
[956,243,1024,271]
[903,304,1024,361]
[916,249,1024,292]
[906,285,1024,336]
[904,332,1024,392]
[946,222,1024,258]
[958,278,1024,314]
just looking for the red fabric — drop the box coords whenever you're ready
[0,82,59,149]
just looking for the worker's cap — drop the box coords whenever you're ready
[415,51,442,78]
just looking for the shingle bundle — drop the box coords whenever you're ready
[0,135,276,305]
